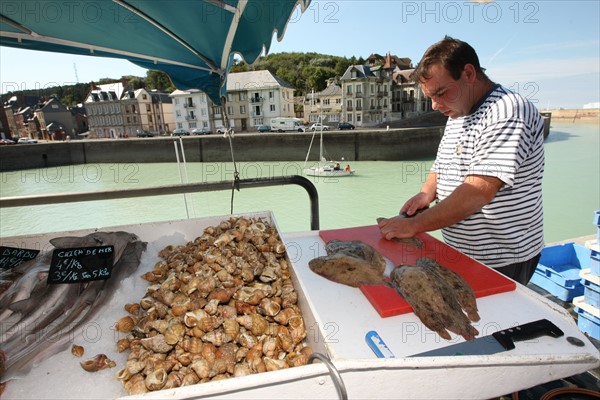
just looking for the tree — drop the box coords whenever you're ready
[145,70,175,91]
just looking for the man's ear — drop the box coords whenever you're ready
[463,64,477,83]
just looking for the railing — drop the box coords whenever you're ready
[183,103,195,108]
[0,176,321,231]
[185,115,196,120]
[250,97,264,103]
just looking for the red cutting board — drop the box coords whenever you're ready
[319,225,516,318]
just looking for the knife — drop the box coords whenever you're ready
[413,319,564,357]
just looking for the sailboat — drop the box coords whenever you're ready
[302,125,355,177]
[303,89,355,177]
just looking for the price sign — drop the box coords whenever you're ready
[0,246,40,269]
[48,245,114,284]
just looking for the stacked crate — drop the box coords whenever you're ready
[573,210,600,340]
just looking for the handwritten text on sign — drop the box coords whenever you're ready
[0,246,40,269]
[48,245,114,284]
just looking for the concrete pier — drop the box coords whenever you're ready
[0,127,444,172]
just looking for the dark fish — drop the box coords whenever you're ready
[416,257,480,322]
[308,240,390,287]
[390,263,479,341]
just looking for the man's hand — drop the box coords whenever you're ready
[377,216,417,240]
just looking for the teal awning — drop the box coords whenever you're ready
[0,0,310,103]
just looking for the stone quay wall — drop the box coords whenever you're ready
[0,127,444,172]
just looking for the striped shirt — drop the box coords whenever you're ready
[432,85,545,268]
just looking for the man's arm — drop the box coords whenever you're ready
[379,174,503,239]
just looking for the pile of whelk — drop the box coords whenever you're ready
[113,217,313,395]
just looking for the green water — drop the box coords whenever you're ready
[1,122,598,243]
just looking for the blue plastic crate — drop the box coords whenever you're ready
[574,305,600,341]
[530,243,591,301]
[591,250,599,277]
[583,278,599,308]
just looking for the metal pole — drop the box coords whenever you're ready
[0,175,320,231]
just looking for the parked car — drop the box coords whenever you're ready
[337,122,355,130]
[256,124,271,133]
[310,123,329,131]
[17,137,37,144]
[0,138,16,145]
[216,127,229,134]
[172,129,190,136]
[191,128,211,135]
[136,129,154,137]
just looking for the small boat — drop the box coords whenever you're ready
[303,127,355,177]
[303,158,356,177]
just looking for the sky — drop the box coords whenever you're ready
[1,0,598,109]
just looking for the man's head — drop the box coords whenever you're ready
[413,36,493,118]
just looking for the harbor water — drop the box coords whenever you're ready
[1,122,598,243]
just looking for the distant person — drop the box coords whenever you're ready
[345,165,351,172]
[378,36,545,285]
[334,163,341,170]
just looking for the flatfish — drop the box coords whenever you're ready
[308,240,389,287]
[416,257,480,322]
[391,264,479,341]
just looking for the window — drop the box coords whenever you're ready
[176,110,181,117]
[189,122,197,128]
[239,92,246,101]
[323,99,330,105]
[146,104,151,112]
[371,84,374,94]
[356,99,362,109]
[347,100,352,108]
[201,109,207,116]
[269,91,273,99]
[227,106,234,115]
[356,85,362,93]
[336,98,341,104]
[270,105,275,112]
[240,105,246,114]
[142,94,147,100]
[347,85,352,94]
[227,94,233,102]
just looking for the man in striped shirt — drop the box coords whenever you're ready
[378,36,545,285]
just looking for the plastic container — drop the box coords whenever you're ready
[573,296,600,340]
[530,243,590,301]
[580,269,600,307]
[590,250,599,277]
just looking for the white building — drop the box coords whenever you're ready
[226,70,295,130]
[169,89,213,133]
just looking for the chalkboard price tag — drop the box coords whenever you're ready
[0,246,40,269]
[48,245,114,284]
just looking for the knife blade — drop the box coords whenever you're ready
[413,319,564,357]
